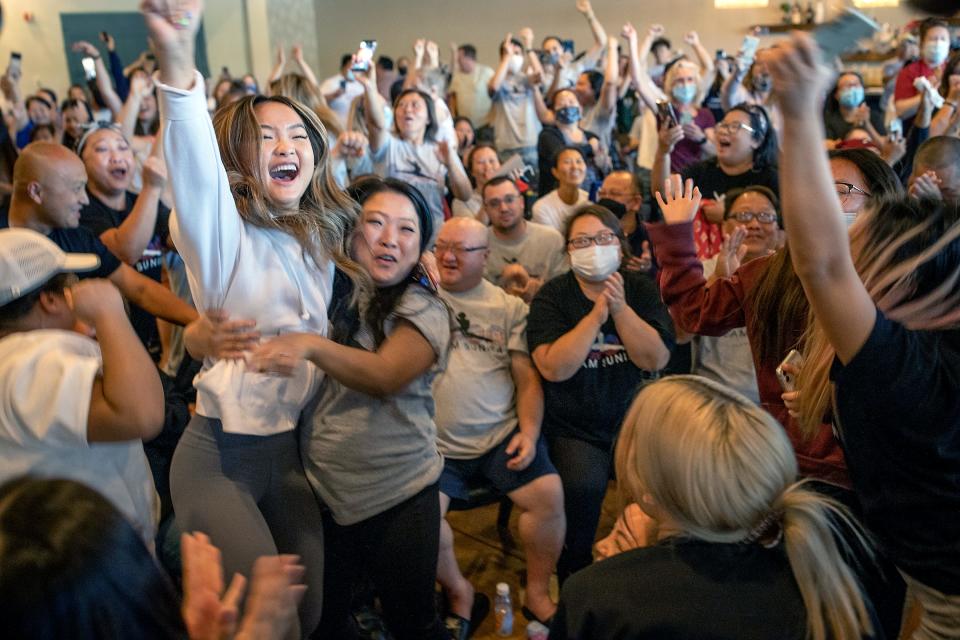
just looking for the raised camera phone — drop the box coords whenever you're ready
[81,57,97,81]
[352,40,377,72]
[776,349,804,392]
[8,52,21,77]
[812,8,879,63]
[657,100,677,128]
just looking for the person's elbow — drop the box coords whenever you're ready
[135,396,165,441]
[633,341,670,371]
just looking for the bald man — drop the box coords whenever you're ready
[2,143,197,332]
[432,217,564,634]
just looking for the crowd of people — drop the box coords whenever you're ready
[0,1,959,639]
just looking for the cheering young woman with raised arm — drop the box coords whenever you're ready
[143,2,363,634]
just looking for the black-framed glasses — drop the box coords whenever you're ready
[434,242,488,257]
[568,232,619,249]
[834,182,871,198]
[730,211,777,224]
[483,194,521,209]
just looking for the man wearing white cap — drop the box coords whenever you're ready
[0,228,163,542]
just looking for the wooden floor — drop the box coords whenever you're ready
[445,483,621,639]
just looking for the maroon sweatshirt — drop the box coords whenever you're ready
[648,221,850,488]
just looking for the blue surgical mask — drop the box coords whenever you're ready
[838,86,864,108]
[672,83,697,105]
[556,106,582,125]
[924,41,950,67]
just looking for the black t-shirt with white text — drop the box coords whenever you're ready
[80,191,170,355]
[527,270,674,447]
[682,158,779,203]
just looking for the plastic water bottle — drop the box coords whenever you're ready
[494,582,514,636]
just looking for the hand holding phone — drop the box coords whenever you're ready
[7,52,22,80]
[776,349,804,392]
[352,40,377,72]
[657,100,678,128]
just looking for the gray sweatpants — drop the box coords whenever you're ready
[171,414,324,637]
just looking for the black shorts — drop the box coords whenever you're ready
[439,430,557,501]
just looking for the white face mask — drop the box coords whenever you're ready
[570,244,621,281]
[508,54,525,75]
[843,212,857,228]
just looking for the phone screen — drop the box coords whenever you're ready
[81,57,97,81]
[8,52,21,77]
[351,40,377,72]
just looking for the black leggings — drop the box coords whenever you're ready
[317,482,447,640]
[547,435,613,584]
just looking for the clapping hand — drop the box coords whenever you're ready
[910,170,943,201]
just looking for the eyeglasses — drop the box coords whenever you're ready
[730,211,777,224]
[484,194,521,209]
[834,182,871,198]
[568,232,619,249]
[434,242,488,257]
[716,121,756,135]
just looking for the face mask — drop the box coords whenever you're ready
[672,83,697,105]
[753,75,772,93]
[843,212,857,228]
[244,84,258,94]
[508,54,525,75]
[398,65,408,77]
[344,70,355,82]
[555,105,582,124]
[597,198,628,219]
[570,244,620,282]
[924,41,950,67]
[838,86,864,108]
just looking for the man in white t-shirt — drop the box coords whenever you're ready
[433,218,564,635]
[448,44,494,128]
[320,54,365,124]
[0,228,162,543]
[531,146,590,232]
[482,176,568,302]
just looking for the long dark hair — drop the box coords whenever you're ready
[0,477,186,639]
[728,103,778,170]
[346,176,436,346]
[392,89,438,143]
[828,148,905,199]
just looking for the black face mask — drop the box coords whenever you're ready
[598,198,628,219]
[398,65,408,77]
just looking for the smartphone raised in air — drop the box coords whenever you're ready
[351,40,377,72]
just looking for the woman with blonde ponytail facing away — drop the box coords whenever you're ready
[550,376,879,640]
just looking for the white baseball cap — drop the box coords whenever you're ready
[0,228,100,306]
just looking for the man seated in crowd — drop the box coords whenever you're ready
[1,143,197,332]
[77,123,171,357]
[482,176,568,302]
[433,218,565,635]
[0,228,163,544]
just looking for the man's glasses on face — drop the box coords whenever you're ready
[729,211,777,224]
[484,194,520,209]
[434,242,488,257]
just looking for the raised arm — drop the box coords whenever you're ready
[99,148,167,264]
[291,45,320,90]
[267,45,286,86]
[118,74,152,142]
[721,57,751,111]
[624,24,665,113]
[143,0,244,306]
[597,36,620,118]
[760,34,876,363]
[488,34,513,97]
[73,41,123,116]
[575,0,608,68]
[358,65,388,152]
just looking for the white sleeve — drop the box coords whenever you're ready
[3,337,101,447]
[156,70,242,308]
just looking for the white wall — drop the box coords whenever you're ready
[0,0,259,96]
[311,0,928,77]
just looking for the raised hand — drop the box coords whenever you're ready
[657,119,684,154]
[436,139,453,166]
[100,31,117,52]
[756,32,832,120]
[621,23,638,45]
[130,72,154,99]
[625,240,652,273]
[413,38,426,61]
[426,41,440,67]
[275,44,286,67]
[332,130,369,159]
[502,33,515,60]
[291,43,304,62]
[684,31,700,47]
[519,27,535,51]
[72,40,100,58]
[142,154,167,191]
[716,226,748,279]
[140,0,202,89]
[648,24,666,39]
[576,0,593,15]
[910,170,943,201]
[654,174,702,225]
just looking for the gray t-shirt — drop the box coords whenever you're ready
[434,280,529,459]
[690,257,760,404]
[490,73,542,152]
[484,221,569,286]
[301,285,451,525]
[372,133,448,241]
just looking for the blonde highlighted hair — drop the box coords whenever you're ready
[616,376,874,640]
[212,95,366,298]
[798,197,960,438]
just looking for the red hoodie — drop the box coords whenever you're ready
[648,221,850,489]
